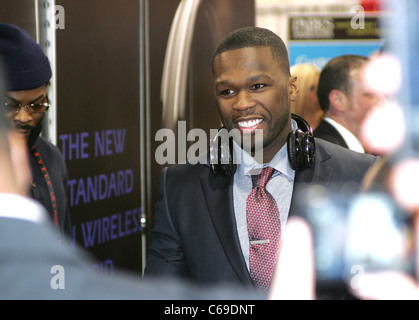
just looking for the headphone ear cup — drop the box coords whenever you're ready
[210,136,225,176]
[209,128,237,177]
[304,132,316,168]
[287,130,298,171]
[209,135,220,175]
[218,135,236,177]
[289,114,316,171]
[288,128,308,171]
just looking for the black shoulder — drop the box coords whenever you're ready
[315,138,377,164]
[34,136,66,171]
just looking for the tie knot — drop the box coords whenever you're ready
[251,167,275,189]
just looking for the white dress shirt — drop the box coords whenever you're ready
[232,122,296,270]
[324,117,365,153]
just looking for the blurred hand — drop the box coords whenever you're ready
[352,271,419,300]
[352,207,419,300]
[269,208,419,300]
[8,131,31,196]
[269,217,315,300]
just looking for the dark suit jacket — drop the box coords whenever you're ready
[30,136,71,236]
[0,214,262,300]
[314,119,349,149]
[144,139,378,289]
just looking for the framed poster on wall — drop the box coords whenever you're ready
[288,13,386,69]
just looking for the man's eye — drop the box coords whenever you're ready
[3,102,19,108]
[2,102,19,113]
[220,89,235,96]
[251,84,266,90]
[29,103,44,110]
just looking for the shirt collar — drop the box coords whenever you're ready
[234,119,297,181]
[0,193,48,224]
[324,117,365,153]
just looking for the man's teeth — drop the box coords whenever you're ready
[238,119,262,128]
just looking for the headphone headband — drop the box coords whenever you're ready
[291,113,312,134]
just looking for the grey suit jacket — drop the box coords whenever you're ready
[0,216,262,300]
[144,139,378,288]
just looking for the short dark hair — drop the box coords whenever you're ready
[317,54,368,113]
[212,27,290,76]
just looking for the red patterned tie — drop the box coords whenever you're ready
[246,167,281,291]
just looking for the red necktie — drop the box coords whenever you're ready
[246,167,281,291]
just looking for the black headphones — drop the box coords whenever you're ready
[210,113,316,177]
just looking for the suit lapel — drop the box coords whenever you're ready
[316,120,349,149]
[199,168,253,286]
[289,140,334,217]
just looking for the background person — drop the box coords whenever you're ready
[0,23,71,237]
[290,63,322,130]
[314,54,386,154]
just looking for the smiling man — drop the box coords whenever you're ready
[212,45,295,163]
[0,23,71,238]
[144,27,378,297]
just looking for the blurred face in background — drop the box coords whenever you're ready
[304,73,320,113]
[344,67,387,138]
[290,64,322,130]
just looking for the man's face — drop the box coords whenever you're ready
[344,68,386,137]
[3,84,47,142]
[213,46,297,162]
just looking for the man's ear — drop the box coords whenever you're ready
[289,76,299,102]
[328,89,346,112]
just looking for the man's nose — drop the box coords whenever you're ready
[233,90,256,111]
[13,107,32,123]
